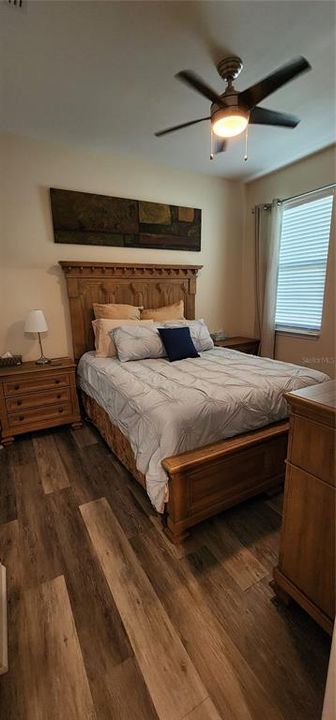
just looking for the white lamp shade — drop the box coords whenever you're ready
[24,309,48,334]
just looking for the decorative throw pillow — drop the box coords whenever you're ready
[93,303,142,320]
[162,319,214,353]
[92,319,153,358]
[140,300,184,321]
[111,324,167,363]
[158,327,200,362]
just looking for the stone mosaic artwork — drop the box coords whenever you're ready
[50,188,201,251]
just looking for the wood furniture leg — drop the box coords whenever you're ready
[1,437,14,447]
[270,579,291,606]
[266,484,283,498]
[163,517,190,545]
[163,471,191,544]
[161,505,190,544]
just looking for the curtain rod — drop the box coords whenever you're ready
[252,182,335,213]
[282,182,335,204]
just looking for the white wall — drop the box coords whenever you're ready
[243,146,336,377]
[0,133,245,361]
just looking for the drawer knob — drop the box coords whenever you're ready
[14,385,20,391]
[55,379,61,384]
[17,400,22,406]
[57,394,61,400]
[19,416,24,422]
[58,407,64,413]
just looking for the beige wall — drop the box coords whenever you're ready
[0,134,245,361]
[243,146,336,378]
[1,134,334,374]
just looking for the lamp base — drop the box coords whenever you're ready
[35,332,50,365]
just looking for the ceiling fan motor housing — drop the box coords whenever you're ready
[211,91,248,120]
[211,88,250,138]
[217,56,244,81]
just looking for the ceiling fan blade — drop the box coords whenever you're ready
[176,70,224,106]
[250,106,300,128]
[155,116,210,137]
[240,56,311,109]
[212,138,227,157]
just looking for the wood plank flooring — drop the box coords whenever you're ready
[18,575,95,720]
[0,425,331,720]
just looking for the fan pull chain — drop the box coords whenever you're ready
[210,128,214,160]
[244,125,249,162]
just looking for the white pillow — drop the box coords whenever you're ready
[92,319,153,358]
[111,324,167,363]
[162,319,214,352]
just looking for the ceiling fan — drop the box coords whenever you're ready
[155,56,311,157]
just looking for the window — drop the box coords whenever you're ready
[275,188,334,333]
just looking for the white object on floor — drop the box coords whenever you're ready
[0,563,8,675]
[322,622,335,720]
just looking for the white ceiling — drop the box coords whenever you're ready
[1,0,335,180]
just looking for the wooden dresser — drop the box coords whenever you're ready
[214,336,260,354]
[273,380,336,634]
[0,357,81,446]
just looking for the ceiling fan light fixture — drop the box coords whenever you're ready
[212,108,249,138]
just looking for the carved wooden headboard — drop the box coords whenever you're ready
[59,261,202,361]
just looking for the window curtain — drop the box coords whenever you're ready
[254,199,283,358]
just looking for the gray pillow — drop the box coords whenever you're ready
[111,324,166,362]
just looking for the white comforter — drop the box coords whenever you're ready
[77,349,328,511]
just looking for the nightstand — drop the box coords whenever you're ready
[0,357,81,446]
[214,336,260,355]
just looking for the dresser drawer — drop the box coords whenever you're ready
[289,414,336,486]
[8,402,73,430]
[6,387,71,412]
[280,464,335,619]
[3,373,70,397]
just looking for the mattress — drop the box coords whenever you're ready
[77,349,329,512]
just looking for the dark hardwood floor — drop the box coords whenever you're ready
[0,424,331,719]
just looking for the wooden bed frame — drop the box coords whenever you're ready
[60,261,288,543]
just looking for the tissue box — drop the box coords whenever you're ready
[0,355,22,367]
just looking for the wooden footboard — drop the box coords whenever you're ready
[162,422,289,543]
[81,390,288,544]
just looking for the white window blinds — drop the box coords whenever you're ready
[275,189,334,332]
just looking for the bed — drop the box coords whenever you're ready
[60,261,328,543]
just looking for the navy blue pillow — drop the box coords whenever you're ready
[158,326,200,362]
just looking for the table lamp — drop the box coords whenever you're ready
[24,309,51,365]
